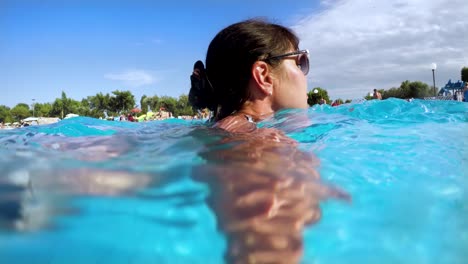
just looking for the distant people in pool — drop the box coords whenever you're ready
[189,19,350,264]
[373,89,382,100]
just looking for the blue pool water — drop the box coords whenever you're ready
[0,98,467,264]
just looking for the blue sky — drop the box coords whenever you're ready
[1,0,467,108]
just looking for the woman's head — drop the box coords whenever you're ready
[189,19,308,120]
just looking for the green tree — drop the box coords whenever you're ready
[77,99,91,117]
[410,81,432,98]
[61,91,68,118]
[461,67,468,82]
[75,99,92,117]
[175,94,195,117]
[0,105,13,123]
[87,92,111,117]
[10,103,30,121]
[34,102,53,117]
[149,95,160,112]
[381,81,432,99]
[307,87,330,106]
[109,90,135,114]
[140,95,149,113]
[67,99,81,115]
[49,91,80,118]
[400,81,432,98]
[50,98,64,118]
[381,87,401,99]
[159,96,177,115]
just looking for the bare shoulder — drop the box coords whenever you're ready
[214,115,298,145]
[214,115,257,133]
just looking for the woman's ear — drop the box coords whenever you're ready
[251,61,274,96]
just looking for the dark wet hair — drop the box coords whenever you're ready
[188,19,300,121]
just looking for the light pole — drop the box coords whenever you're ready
[32,99,36,117]
[431,63,437,96]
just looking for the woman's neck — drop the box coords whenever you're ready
[236,103,274,122]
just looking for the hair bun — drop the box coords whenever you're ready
[189,60,216,110]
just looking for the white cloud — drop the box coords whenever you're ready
[104,70,159,87]
[319,0,341,7]
[292,0,468,99]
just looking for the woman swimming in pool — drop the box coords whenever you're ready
[189,19,350,264]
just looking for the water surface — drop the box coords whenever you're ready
[0,98,466,264]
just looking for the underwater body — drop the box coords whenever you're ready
[0,98,467,264]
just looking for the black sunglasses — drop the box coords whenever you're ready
[263,49,310,75]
